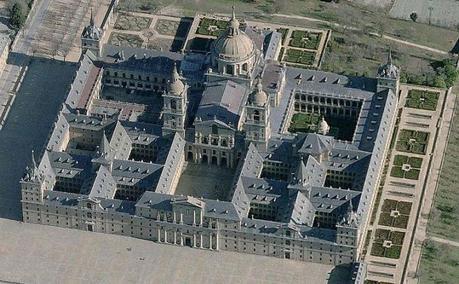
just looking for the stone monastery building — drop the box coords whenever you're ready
[21,8,399,266]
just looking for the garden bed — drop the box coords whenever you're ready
[288,30,322,50]
[155,19,190,38]
[378,199,412,229]
[289,112,321,133]
[114,14,152,31]
[391,155,423,180]
[396,129,430,155]
[405,89,439,111]
[284,49,316,66]
[187,37,214,53]
[196,17,228,37]
[109,33,143,48]
[371,229,405,259]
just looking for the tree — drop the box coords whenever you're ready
[432,75,447,89]
[8,1,27,30]
[410,12,418,22]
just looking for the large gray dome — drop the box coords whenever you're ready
[211,9,255,62]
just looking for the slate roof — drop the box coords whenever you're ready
[48,151,91,179]
[297,133,334,156]
[136,191,240,221]
[196,80,247,126]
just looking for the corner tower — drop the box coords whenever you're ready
[377,50,400,94]
[162,62,188,136]
[20,151,44,206]
[81,10,103,56]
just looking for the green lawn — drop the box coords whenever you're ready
[419,241,459,284]
[396,129,430,155]
[427,101,459,242]
[405,89,440,111]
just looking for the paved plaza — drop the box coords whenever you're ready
[0,219,349,284]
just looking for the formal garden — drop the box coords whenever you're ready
[114,14,152,31]
[378,199,412,229]
[288,112,321,133]
[289,112,356,141]
[390,154,423,180]
[371,229,405,259]
[109,33,144,48]
[196,17,229,37]
[283,49,316,66]
[154,19,191,38]
[187,37,214,53]
[396,129,430,155]
[288,30,322,50]
[405,89,439,111]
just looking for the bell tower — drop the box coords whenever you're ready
[243,79,271,151]
[162,62,188,136]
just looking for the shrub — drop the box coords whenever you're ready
[8,0,28,30]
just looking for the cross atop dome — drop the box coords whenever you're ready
[228,6,241,36]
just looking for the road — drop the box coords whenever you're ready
[430,236,459,248]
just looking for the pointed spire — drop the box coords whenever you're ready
[90,8,95,26]
[172,61,180,82]
[231,5,236,20]
[31,150,37,171]
[256,77,263,92]
[387,48,393,65]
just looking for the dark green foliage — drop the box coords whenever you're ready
[401,59,459,89]
[9,1,28,30]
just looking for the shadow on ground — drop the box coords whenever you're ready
[327,264,352,284]
[0,56,76,220]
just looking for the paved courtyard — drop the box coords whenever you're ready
[0,219,349,284]
[175,162,235,200]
